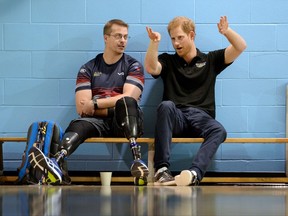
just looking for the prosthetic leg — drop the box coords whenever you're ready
[115,97,149,185]
[53,132,82,184]
[55,132,81,164]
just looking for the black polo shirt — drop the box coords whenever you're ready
[156,48,231,118]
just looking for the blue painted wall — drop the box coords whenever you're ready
[1,0,288,174]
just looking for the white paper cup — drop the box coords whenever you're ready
[100,172,112,186]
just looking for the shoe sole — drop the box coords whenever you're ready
[130,160,149,178]
[29,147,62,184]
[175,170,193,186]
[153,180,176,186]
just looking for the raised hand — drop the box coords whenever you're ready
[217,16,229,35]
[146,26,161,42]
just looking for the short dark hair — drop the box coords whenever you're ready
[103,19,129,35]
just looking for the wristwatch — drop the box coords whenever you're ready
[93,98,98,109]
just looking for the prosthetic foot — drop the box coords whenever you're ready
[129,137,149,180]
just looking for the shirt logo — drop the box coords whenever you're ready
[118,72,124,76]
[93,71,102,77]
[195,62,206,68]
[80,68,86,73]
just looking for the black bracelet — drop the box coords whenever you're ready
[93,98,98,109]
[107,107,114,117]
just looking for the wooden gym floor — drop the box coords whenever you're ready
[1,183,288,216]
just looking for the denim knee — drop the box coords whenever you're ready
[217,124,227,143]
[157,101,176,114]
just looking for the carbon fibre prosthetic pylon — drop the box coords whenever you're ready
[115,97,149,185]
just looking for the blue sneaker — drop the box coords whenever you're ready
[28,146,62,184]
[130,159,149,178]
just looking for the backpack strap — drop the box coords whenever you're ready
[18,122,40,180]
[42,121,56,155]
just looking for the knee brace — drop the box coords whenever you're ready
[115,97,141,140]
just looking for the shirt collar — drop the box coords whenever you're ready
[175,48,204,66]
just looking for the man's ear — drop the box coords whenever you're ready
[104,34,109,43]
[189,31,196,40]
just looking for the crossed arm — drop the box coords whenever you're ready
[76,83,142,117]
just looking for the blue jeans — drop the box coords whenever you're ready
[153,101,227,181]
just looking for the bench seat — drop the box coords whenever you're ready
[1,137,288,183]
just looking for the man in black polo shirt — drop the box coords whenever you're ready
[145,16,246,186]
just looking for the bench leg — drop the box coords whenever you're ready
[147,142,155,183]
[0,142,3,176]
[286,85,288,178]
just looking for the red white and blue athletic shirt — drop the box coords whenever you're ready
[75,53,144,101]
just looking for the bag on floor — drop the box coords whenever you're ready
[16,120,68,185]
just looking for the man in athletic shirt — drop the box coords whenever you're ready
[29,19,149,185]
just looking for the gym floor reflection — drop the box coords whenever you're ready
[1,185,288,216]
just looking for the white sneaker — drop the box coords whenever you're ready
[175,170,198,186]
